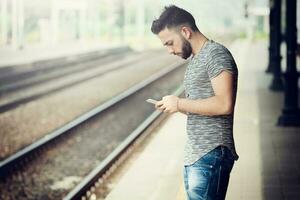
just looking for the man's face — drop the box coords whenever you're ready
[158,28,192,59]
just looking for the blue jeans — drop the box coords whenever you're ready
[183,146,235,200]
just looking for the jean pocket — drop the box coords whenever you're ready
[188,164,213,195]
[192,155,216,169]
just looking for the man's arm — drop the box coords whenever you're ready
[156,70,235,116]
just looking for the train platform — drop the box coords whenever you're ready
[104,38,300,200]
[0,42,124,68]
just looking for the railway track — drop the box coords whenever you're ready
[0,60,187,200]
[0,49,165,113]
[63,86,184,200]
[0,46,130,84]
[0,50,133,95]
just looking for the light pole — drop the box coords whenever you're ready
[278,0,300,126]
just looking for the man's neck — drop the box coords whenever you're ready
[191,33,208,56]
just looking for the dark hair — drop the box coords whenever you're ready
[151,5,199,34]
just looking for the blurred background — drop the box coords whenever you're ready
[0,0,268,51]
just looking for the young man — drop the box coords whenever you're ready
[151,5,239,200]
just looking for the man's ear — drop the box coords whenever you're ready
[181,27,191,40]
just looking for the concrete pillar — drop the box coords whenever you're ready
[1,0,8,45]
[136,0,145,47]
[119,0,125,42]
[11,0,18,48]
[79,8,86,41]
[51,1,59,45]
[18,0,24,49]
[123,0,130,42]
[10,0,24,49]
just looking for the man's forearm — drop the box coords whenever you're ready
[177,96,233,116]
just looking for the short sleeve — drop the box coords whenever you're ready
[206,46,237,80]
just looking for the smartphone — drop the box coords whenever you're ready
[146,98,158,105]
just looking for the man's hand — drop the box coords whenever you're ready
[155,95,179,113]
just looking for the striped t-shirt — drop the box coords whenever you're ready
[183,39,239,166]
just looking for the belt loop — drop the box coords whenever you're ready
[221,146,225,157]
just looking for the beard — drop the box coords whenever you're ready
[180,37,192,59]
